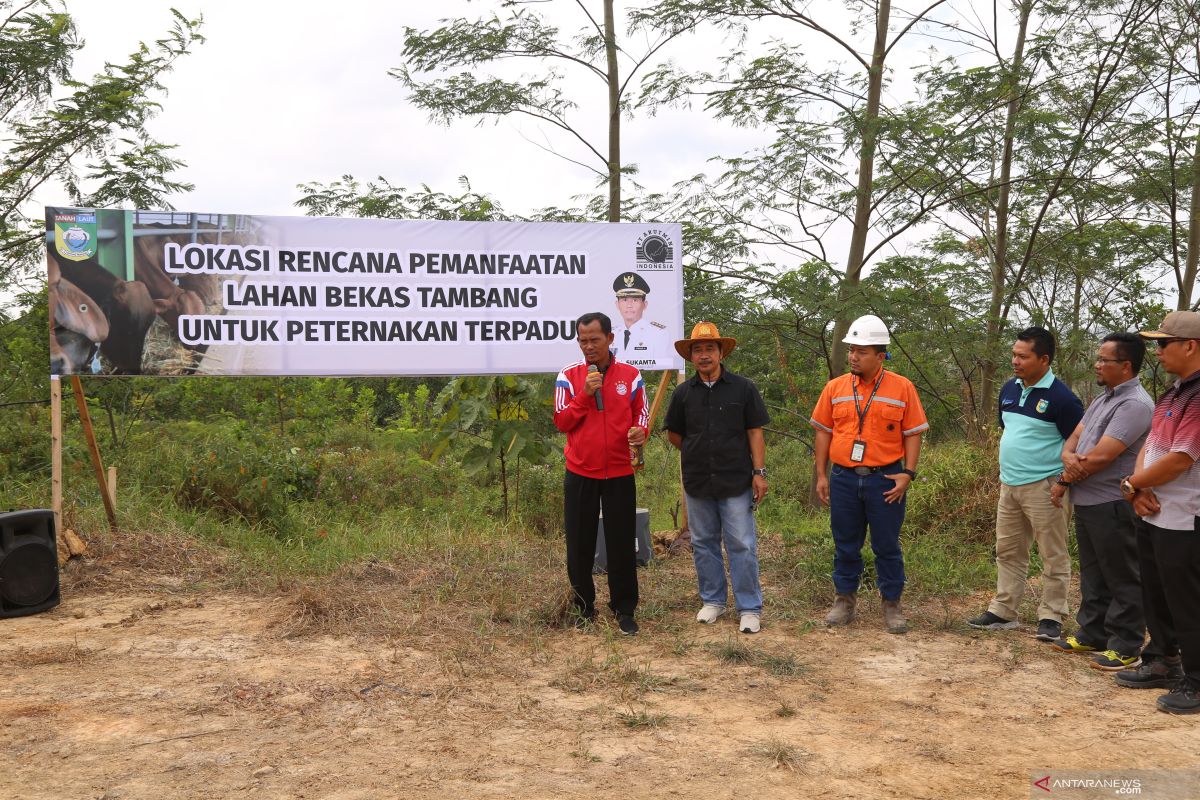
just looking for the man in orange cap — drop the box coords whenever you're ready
[664,322,770,633]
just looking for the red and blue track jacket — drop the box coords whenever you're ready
[554,357,649,479]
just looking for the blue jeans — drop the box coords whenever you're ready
[685,489,762,614]
[829,464,906,600]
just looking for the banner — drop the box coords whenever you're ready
[45,208,685,376]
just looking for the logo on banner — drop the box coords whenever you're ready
[53,212,98,262]
[635,229,674,271]
[616,381,628,395]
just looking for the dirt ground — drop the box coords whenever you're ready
[3,580,1199,800]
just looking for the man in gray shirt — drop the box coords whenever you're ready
[1050,333,1153,670]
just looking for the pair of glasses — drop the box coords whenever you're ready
[1094,358,1127,365]
[1155,338,1189,349]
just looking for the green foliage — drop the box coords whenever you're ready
[0,1,204,414]
[143,422,320,539]
[0,2,204,284]
[295,175,511,221]
[433,375,556,518]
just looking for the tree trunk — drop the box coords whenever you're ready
[604,0,621,222]
[829,0,891,376]
[1180,126,1200,309]
[980,0,1034,423]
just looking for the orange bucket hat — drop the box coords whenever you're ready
[674,321,738,361]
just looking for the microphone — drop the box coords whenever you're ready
[588,363,604,410]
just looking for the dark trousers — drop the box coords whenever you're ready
[1136,519,1200,681]
[1074,501,1145,655]
[563,470,638,617]
[829,463,907,601]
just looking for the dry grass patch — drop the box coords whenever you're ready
[2,639,97,666]
[707,637,808,677]
[552,650,672,699]
[750,738,811,772]
[58,514,234,594]
[616,707,670,729]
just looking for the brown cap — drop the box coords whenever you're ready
[1140,311,1200,339]
[674,321,737,361]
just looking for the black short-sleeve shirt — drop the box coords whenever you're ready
[663,367,770,498]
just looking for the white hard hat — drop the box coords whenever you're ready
[842,314,890,346]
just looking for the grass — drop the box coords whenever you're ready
[773,700,797,718]
[4,418,1013,649]
[750,738,810,772]
[707,637,808,677]
[553,651,670,699]
[710,637,756,665]
[616,707,670,729]
[2,638,95,667]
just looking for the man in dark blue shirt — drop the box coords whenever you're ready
[664,322,770,634]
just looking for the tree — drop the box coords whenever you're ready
[396,1,692,221]
[0,2,204,282]
[0,1,203,405]
[432,375,556,519]
[636,0,958,374]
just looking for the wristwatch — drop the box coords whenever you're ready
[752,468,768,478]
[901,468,917,479]
[1120,476,1139,497]
[1056,475,1071,487]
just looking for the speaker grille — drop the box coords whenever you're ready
[0,542,58,607]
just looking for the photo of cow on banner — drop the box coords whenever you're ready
[45,208,685,377]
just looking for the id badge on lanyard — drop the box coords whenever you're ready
[851,372,883,463]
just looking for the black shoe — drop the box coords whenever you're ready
[967,611,1019,630]
[1157,679,1200,715]
[1116,658,1185,689]
[617,615,639,636]
[1035,619,1062,641]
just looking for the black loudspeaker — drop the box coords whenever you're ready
[593,507,653,574]
[0,509,61,618]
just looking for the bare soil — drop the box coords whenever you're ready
[4,575,1199,800]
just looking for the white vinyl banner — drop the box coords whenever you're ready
[45,208,685,376]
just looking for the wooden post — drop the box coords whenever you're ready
[107,466,118,512]
[644,369,674,432]
[69,376,117,530]
[678,368,689,534]
[51,376,64,551]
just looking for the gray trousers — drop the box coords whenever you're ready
[1074,500,1145,655]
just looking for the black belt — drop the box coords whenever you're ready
[839,461,902,476]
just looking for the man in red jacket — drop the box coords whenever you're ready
[554,311,649,635]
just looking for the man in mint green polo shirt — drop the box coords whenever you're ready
[969,327,1084,641]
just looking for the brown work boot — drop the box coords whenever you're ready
[882,598,908,634]
[824,593,857,626]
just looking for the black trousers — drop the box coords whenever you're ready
[1136,519,1200,681]
[1074,500,1145,655]
[563,470,638,617]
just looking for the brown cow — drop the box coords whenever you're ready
[52,252,156,374]
[48,255,109,375]
[134,233,206,331]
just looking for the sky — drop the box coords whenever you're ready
[56,0,766,218]
[18,0,997,309]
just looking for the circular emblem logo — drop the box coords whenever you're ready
[616,381,628,396]
[635,229,675,270]
[640,234,669,263]
[62,226,91,253]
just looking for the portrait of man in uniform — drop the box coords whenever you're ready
[612,271,670,369]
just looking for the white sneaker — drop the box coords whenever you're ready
[739,613,761,634]
[696,604,726,624]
